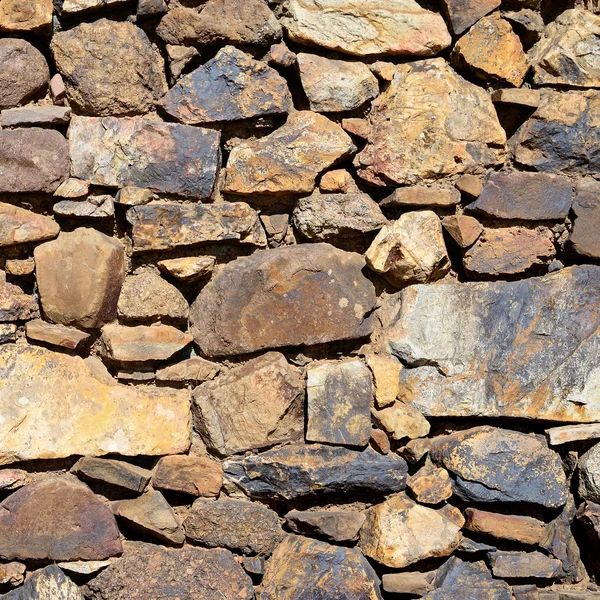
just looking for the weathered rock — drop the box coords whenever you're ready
[504,8,545,46]
[61,0,128,14]
[190,243,376,357]
[492,88,541,108]
[25,320,90,351]
[69,116,220,199]
[0,203,59,247]
[319,169,356,193]
[0,39,49,110]
[456,174,484,198]
[192,352,304,456]
[0,344,190,464]
[489,551,562,579]
[430,427,568,508]
[441,0,500,35]
[306,359,373,447]
[452,14,528,87]
[292,192,386,241]
[0,323,17,344]
[160,45,291,124]
[297,53,378,112]
[464,508,546,545]
[153,455,222,497]
[157,256,215,282]
[223,111,355,195]
[4,259,34,277]
[54,179,89,199]
[157,0,281,47]
[1,565,83,600]
[118,271,188,322]
[569,178,600,259]
[0,274,38,322]
[578,443,600,503]
[286,509,366,543]
[112,490,185,545]
[184,497,283,555]
[342,117,371,139]
[381,186,460,208]
[0,470,29,491]
[84,541,254,600]
[530,10,600,88]
[114,186,155,207]
[0,0,52,32]
[57,561,112,577]
[360,493,462,568]
[137,0,167,18]
[373,401,430,441]
[407,459,453,505]
[165,44,199,83]
[224,443,407,501]
[71,457,151,494]
[261,535,383,600]
[384,266,600,422]
[547,424,600,446]
[127,202,264,252]
[365,354,402,409]
[0,562,25,588]
[156,357,220,385]
[401,439,433,464]
[0,477,121,561]
[0,128,69,193]
[469,172,573,220]
[35,229,125,329]
[1,106,71,128]
[269,42,296,68]
[100,323,193,363]
[370,428,391,454]
[442,215,483,249]
[356,59,505,186]
[260,214,290,244]
[51,19,165,116]
[53,196,114,220]
[50,73,66,104]
[366,211,450,287]
[283,0,450,57]
[463,227,556,277]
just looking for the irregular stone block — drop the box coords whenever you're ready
[365,353,402,409]
[62,0,128,13]
[71,457,151,494]
[1,106,71,127]
[492,88,541,108]
[455,174,483,197]
[54,178,88,199]
[53,196,114,220]
[0,324,17,344]
[69,116,220,199]
[441,0,500,35]
[0,562,25,589]
[464,508,546,545]
[25,320,90,351]
[0,203,59,247]
[569,178,600,259]
[489,551,562,579]
[381,186,460,208]
[1,565,83,600]
[157,256,215,282]
[4,259,34,277]
[547,424,600,446]
[383,572,434,596]
[190,243,376,357]
[285,510,366,543]
[442,215,483,249]
[373,401,430,441]
[578,443,600,503]
[0,275,38,322]
[0,0,52,32]
[156,357,220,385]
[152,455,222,497]
[407,459,453,505]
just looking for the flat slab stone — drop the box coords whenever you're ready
[71,457,151,493]
[69,116,220,199]
[285,510,366,543]
[0,202,59,247]
[0,344,190,465]
[25,320,90,351]
[383,265,600,422]
[489,551,562,579]
[0,0,53,32]
[1,106,71,127]
[190,243,376,357]
[152,455,222,497]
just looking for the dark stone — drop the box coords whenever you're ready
[488,551,562,579]
[569,178,600,260]
[224,443,407,501]
[0,275,38,322]
[285,510,366,542]
[576,501,600,577]
[71,457,151,493]
[1,565,83,599]
[441,0,500,35]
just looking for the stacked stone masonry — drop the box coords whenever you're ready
[3,0,600,598]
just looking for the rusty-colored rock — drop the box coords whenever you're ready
[407,459,453,505]
[0,0,52,32]
[373,401,430,441]
[441,0,500,35]
[0,274,38,322]
[381,186,460,208]
[365,354,402,409]
[157,256,215,282]
[25,320,90,351]
[442,215,483,249]
[464,508,546,545]
[492,88,541,108]
[153,455,223,497]
[156,356,220,385]
[0,202,59,247]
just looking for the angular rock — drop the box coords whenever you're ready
[71,457,151,494]
[51,19,165,116]
[137,0,167,18]
[0,0,52,32]
[366,211,450,287]
[456,174,484,198]
[407,459,453,505]
[0,203,59,247]
[57,561,113,577]
[5,259,34,277]
[192,352,304,456]
[1,106,71,128]
[0,275,38,322]
[463,227,556,277]
[373,401,430,441]
[114,186,155,207]
[160,45,291,124]
[469,172,573,221]
[25,320,90,351]
[365,353,402,409]
[292,192,386,241]
[0,344,190,464]
[112,490,184,545]
[547,424,600,446]
[157,0,281,47]
[285,510,366,543]
[53,196,114,220]
[0,128,69,193]
[224,111,354,195]
[505,8,545,47]
[384,266,600,422]
[530,10,600,88]
[1,565,83,600]
[69,116,220,199]
[157,256,215,282]
[190,243,376,357]
[452,14,528,87]
[489,551,562,579]
[127,202,264,252]
[442,215,483,249]
[381,186,460,208]
[0,323,17,344]
[297,53,378,112]
[35,229,125,329]
[492,88,541,108]
[356,59,505,186]
[156,357,220,385]
[269,42,296,68]
[430,426,568,508]
[261,535,383,600]
[84,541,253,600]
[165,44,199,83]
[283,0,451,57]
[225,443,407,501]
[569,178,600,259]
[383,572,434,596]
[54,179,89,199]
[360,494,462,568]
[441,0,500,35]
[118,271,188,322]
[184,497,283,555]
[370,428,391,454]
[50,73,66,104]
[0,477,121,561]
[578,443,600,503]
[464,508,546,545]
[152,455,222,497]
[100,323,193,363]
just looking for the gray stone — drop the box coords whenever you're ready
[489,551,562,579]
[0,324,17,344]
[578,443,600,503]
[71,457,151,493]
[285,510,366,543]
[1,106,71,127]
[53,195,114,220]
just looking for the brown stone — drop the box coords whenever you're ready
[465,509,546,545]
[373,401,430,441]
[157,256,215,282]
[114,187,155,207]
[25,320,90,351]
[441,0,500,35]
[0,469,30,491]
[153,455,223,497]
[546,423,600,446]
[156,357,220,385]
[381,186,460,208]
[492,88,541,108]
[455,174,484,197]
[370,428,391,454]
[5,258,34,277]
[0,0,52,32]
[190,243,376,357]
[319,169,355,193]
[35,229,125,329]
[0,202,59,247]
[569,178,600,259]
[1,105,71,127]
[342,117,371,139]
[401,438,432,464]
[54,178,89,199]
[356,59,505,186]
[192,352,304,456]
[407,459,453,505]
[0,273,38,322]
[489,551,562,579]
[72,457,151,494]
[365,353,402,409]
[383,572,434,596]
[285,509,366,542]
[442,215,483,249]
[269,42,296,68]
[0,477,122,561]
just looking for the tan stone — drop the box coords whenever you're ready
[115,186,155,206]
[365,353,402,409]
[373,401,430,441]
[455,174,483,197]
[442,215,483,249]
[156,357,220,385]
[153,455,223,497]
[465,508,547,545]
[407,459,453,505]
[5,258,35,277]
[381,186,460,208]
[0,202,59,247]
[382,572,434,595]
[0,561,25,587]
[341,118,370,139]
[319,169,356,193]
[546,423,600,446]
[370,429,390,454]
[158,256,215,282]
[492,88,541,108]
[54,178,89,199]
[25,320,90,351]
[0,323,17,344]
[0,0,52,32]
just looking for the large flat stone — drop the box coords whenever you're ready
[0,344,190,465]
[69,116,220,199]
[383,265,600,422]
[190,243,376,357]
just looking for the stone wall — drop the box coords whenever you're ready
[1,0,600,598]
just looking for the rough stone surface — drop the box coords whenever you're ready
[155,357,220,385]
[192,352,304,456]
[0,203,59,247]
[0,275,38,322]
[442,215,483,249]
[492,88,541,108]
[190,244,376,357]
[0,323,17,343]
[569,178,600,259]
[381,186,460,208]
[1,565,83,600]
[0,0,52,32]
[0,562,25,588]
[157,256,215,282]
[152,455,222,497]
[69,116,221,199]
[373,401,430,441]
[71,457,151,493]
[285,510,366,542]
[489,551,562,579]
[283,0,451,57]
[383,572,434,596]
[53,196,114,220]
[0,344,190,465]
[5,259,35,277]
[407,459,453,505]
[464,508,546,545]
[1,106,71,128]
[578,443,600,503]
[54,179,89,199]
[547,423,600,446]
[441,0,500,35]
[365,354,402,409]
[25,320,90,351]
[356,59,506,186]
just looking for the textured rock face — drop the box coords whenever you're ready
[356,59,506,186]
[286,510,366,543]
[0,203,59,247]
[0,344,190,465]
[489,551,562,579]
[0,0,52,32]
[464,508,546,545]
[25,320,90,351]
[69,116,220,199]
[283,0,450,57]
[152,455,222,498]
[190,244,376,357]
[441,0,500,35]
[72,457,151,493]
[0,275,38,322]
[385,266,600,422]
[569,178,600,259]
[1,566,83,600]
[578,443,600,503]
